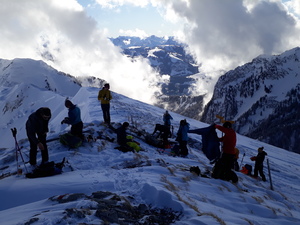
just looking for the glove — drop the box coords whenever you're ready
[61,117,69,124]
[37,142,45,151]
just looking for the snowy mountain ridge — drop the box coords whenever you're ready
[201,47,300,153]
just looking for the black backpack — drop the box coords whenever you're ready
[26,158,65,178]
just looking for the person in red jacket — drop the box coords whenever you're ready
[214,121,237,179]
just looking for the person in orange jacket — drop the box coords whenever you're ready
[214,122,237,178]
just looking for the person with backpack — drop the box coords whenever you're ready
[61,99,84,140]
[26,107,51,168]
[251,147,267,181]
[152,124,171,147]
[116,122,141,152]
[176,119,190,157]
[213,121,237,182]
[98,83,112,125]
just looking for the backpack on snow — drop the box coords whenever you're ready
[60,133,82,148]
[144,134,163,147]
[26,158,65,179]
[240,164,252,175]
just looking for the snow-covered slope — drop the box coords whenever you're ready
[0,62,300,224]
[0,58,81,149]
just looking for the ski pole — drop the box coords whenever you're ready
[240,153,245,166]
[11,128,20,174]
[267,158,273,190]
[11,128,28,174]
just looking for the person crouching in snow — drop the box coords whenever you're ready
[61,100,84,140]
[251,147,267,181]
[116,122,141,152]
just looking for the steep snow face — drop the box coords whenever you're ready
[0,58,80,96]
[0,58,81,148]
[201,47,300,153]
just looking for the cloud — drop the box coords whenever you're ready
[2,0,300,106]
[284,0,300,18]
[156,0,300,101]
[95,0,149,8]
[165,0,300,71]
[119,28,149,38]
[0,0,162,104]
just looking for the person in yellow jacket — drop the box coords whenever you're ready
[98,83,112,124]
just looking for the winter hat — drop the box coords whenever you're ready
[104,83,110,88]
[122,122,129,127]
[41,107,51,117]
[65,99,73,108]
[258,147,264,151]
[223,121,232,128]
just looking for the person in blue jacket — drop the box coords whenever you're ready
[61,99,84,139]
[163,110,173,127]
[176,119,190,156]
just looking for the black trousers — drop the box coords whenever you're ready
[29,134,48,166]
[254,164,266,181]
[179,140,188,156]
[221,153,235,174]
[71,121,84,139]
[101,104,111,124]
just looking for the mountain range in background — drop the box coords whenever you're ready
[110,36,200,96]
[110,36,300,154]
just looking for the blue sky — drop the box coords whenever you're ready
[77,0,181,37]
[76,0,299,38]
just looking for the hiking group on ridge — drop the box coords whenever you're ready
[22,83,268,183]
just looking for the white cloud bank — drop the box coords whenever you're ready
[156,0,300,99]
[0,0,162,104]
[163,0,300,71]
